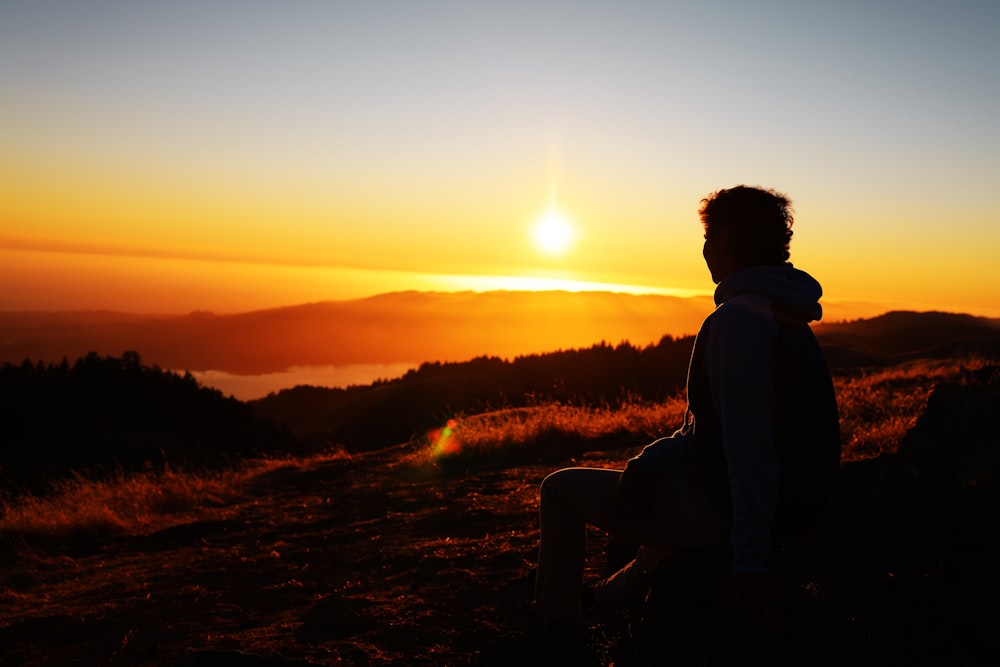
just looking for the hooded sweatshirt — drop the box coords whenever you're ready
[634,264,840,573]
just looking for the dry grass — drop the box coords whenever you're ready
[418,394,689,464]
[834,358,975,461]
[428,357,993,466]
[0,453,348,545]
[1,467,238,544]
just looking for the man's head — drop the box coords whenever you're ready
[699,185,794,283]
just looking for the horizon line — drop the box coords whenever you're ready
[4,240,998,320]
[0,238,711,308]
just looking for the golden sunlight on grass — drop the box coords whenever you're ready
[417,357,988,468]
[0,453,349,545]
[417,394,689,467]
[835,359,976,462]
[0,469,231,544]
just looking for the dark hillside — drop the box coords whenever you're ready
[814,311,1000,367]
[0,353,296,493]
[251,335,695,451]
[252,310,1000,451]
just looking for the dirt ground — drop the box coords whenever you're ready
[0,445,632,666]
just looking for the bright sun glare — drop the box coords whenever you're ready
[533,209,574,256]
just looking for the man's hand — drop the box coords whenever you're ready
[729,572,779,634]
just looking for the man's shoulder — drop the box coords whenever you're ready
[711,293,778,329]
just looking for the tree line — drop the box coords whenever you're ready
[1,336,698,489]
[0,351,296,493]
[252,334,698,451]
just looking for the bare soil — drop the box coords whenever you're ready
[0,445,628,666]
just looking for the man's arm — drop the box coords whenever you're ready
[609,432,695,539]
[630,430,697,473]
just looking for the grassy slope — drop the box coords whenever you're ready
[0,357,963,544]
[1,358,998,664]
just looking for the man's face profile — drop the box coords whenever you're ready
[702,229,731,284]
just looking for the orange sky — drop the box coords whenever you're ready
[2,3,999,320]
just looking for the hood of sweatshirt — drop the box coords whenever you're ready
[714,264,824,322]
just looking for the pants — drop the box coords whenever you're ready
[533,465,730,622]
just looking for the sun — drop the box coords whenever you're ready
[533,208,574,256]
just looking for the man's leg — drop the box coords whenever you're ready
[533,467,620,623]
[590,544,668,610]
[593,466,730,609]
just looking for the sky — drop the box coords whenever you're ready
[2,0,999,318]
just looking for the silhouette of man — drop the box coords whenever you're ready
[533,185,840,632]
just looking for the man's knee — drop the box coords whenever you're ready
[539,467,621,521]
[539,467,575,503]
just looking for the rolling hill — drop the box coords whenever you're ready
[4,291,996,380]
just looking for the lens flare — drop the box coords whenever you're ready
[429,418,460,458]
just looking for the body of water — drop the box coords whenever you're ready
[187,362,418,401]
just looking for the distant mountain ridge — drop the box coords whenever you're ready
[813,310,1000,368]
[2,293,997,378]
[0,291,716,374]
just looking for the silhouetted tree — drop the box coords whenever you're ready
[0,352,297,494]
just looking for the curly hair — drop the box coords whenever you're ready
[699,185,794,269]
